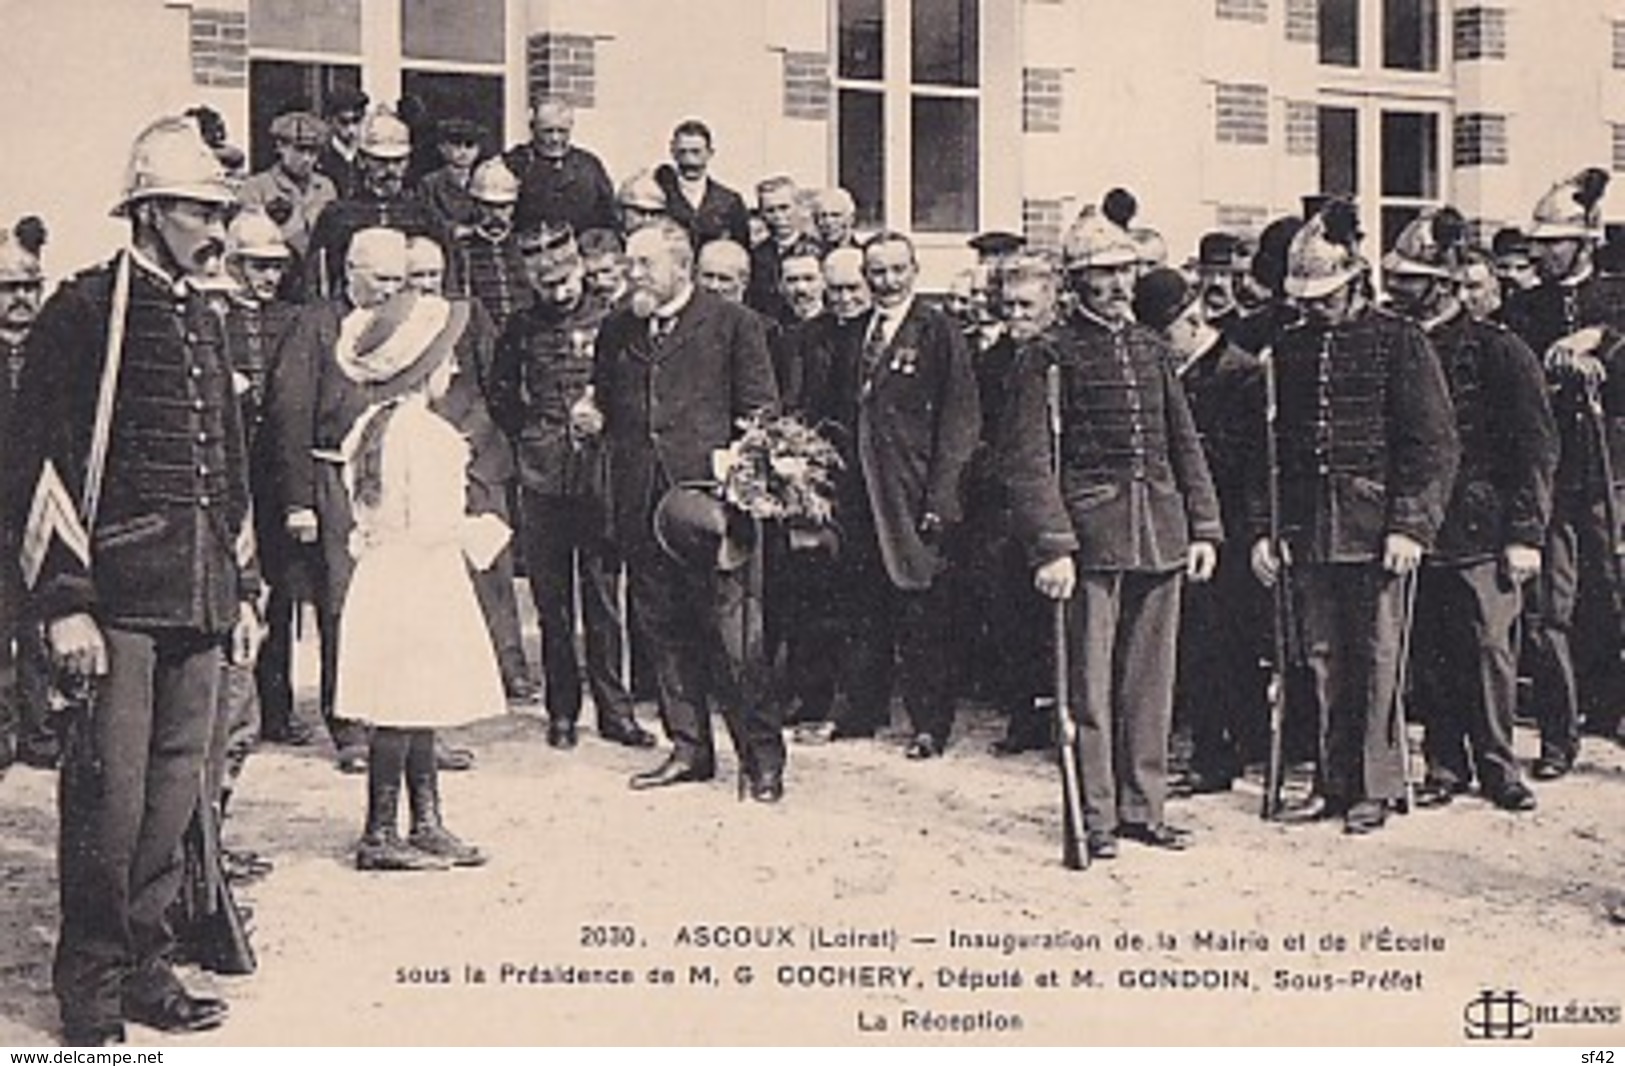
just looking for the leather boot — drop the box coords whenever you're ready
[356,763,446,872]
[406,755,486,867]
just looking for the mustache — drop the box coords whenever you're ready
[194,240,227,267]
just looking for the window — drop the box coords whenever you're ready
[1319,0,1359,67]
[250,0,361,54]
[402,0,504,64]
[400,0,505,143]
[1318,102,1443,256]
[1383,0,1439,71]
[1318,106,1358,196]
[838,88,886,225]
[248,0,508,176]
[248,59,361,173]
[834,0,981,234]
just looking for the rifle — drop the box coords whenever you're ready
[177,797,257,976]
[1046,361,1088,870]
[1261,348,1292,820]
[1584,377,1625,599]
[1388,568,1419,815]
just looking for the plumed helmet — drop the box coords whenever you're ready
[468,157,521,205]
[1382,206,1468,279]
[0,229,42,283]
[617,168,667,212]
[357,111,412,159]
[1061,206,1139,270]
[1530,167,1610,240]
[112,115,236,217]
[228,209,290,260]
[653,483,755,573]
[1284,199,1366,299]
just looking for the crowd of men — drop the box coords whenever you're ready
[2,88,1625,1045]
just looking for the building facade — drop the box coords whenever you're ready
[4,0,1625,282]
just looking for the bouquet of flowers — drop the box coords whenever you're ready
[712,411,844,526]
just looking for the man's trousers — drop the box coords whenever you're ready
[518,490,633,726]
[1066,569,1183,833]
[1413,559,1523,793]
[1293,564,1410,805]
[53,626,222,1030]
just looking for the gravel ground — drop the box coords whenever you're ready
[1,615,1621,1047]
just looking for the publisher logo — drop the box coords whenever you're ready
[1464,990,1533,1040]
[1465,989,1623,1040]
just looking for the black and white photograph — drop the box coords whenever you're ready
[0,0,1621,1050]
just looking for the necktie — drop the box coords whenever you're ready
[863,311,889,372]
[650,314,675,348]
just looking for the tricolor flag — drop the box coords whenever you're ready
[20,460,91,589]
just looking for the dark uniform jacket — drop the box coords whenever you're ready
[1245,305,1461,564]
[654,165,751,249]
[504,143,618,238]
[304,193,450,302]
[454,229,533,336]
[1176,334,1263,542]
[10,255,255,632]
[1503,271,1625,507]
[224,296,300,588]
[1000,312,1223,574]
[489,292,612,498]
[592,288,778,549]
[1423,308,1557,563]
[799,299,981,590]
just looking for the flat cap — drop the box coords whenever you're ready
[269,111,328,148]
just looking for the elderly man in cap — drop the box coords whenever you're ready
[304,110,450,301]
[1245,200,1460,835]
[419,117,488,239]
[572,218,783,799]
[999,210,1220,858]
[616,169,669,238]
[796,232,980,758]
[239,110,336,267]
[0,226,51,773]
[655,119,751,249]
[1502,168,1625,773]
[1382,208,1556,814]
[315,88,369,200]
[505,96,618,238]
[9,116,260,1044]
[488,223,652,750]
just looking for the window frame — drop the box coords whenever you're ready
[831,0,985,237]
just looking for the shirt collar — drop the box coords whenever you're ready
[1074,303,1126,333]
[654,284,694,322]
[127,245,185,296]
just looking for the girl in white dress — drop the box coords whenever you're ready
[335,349,509,871]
